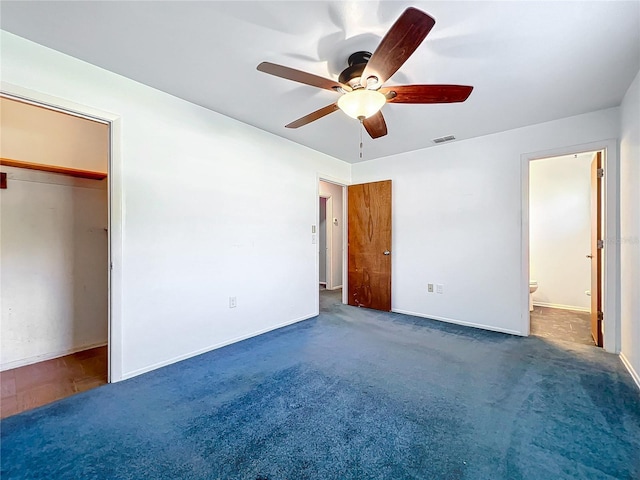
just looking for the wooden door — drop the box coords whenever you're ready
[348,180,392,311]
[590,152,603,347]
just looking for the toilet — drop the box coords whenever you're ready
[529,280,538,311]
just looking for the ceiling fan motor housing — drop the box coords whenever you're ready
[338,51,375,88]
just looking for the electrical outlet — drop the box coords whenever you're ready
[229,296,237,308]
[428,283,434,293]
[436,284,444,294]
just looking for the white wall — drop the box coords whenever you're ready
[619,69,640,387]
[530,153,593,311]
[319,180,344,289]
[0,96,108,172]
[352,108,619,336]
[0,31,350,380]
[0,167,108,369]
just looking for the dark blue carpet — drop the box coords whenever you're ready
[2,290,639,479]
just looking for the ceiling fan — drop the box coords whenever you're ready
[257,7,473,139]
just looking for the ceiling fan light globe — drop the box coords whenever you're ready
[337,89,386,120]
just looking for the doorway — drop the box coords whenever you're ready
[528,151,600,346]
[525,147,612,348]
[0,94,113,417]
[318,179,346,306]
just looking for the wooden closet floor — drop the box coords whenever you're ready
[1,346,107,419]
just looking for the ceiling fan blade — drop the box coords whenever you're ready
[257,62,350,92]
[382,85,474,104]
[285,103,340,129]
[363,111,388,139]
[361,8,435,87]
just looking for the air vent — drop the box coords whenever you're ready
[432,135,456,144]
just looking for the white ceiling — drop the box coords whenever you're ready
[1,1,639,163]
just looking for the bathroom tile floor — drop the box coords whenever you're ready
[530,306,595,346]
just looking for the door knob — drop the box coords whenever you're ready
[383,251,390,255]
[586,254,593,259]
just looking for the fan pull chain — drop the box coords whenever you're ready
[359,119,364,160]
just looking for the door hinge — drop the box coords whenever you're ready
[597,168,604,178]
[597,239,604,249]
[597,311,603,321]
[110,262,113,270]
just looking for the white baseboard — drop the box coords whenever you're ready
[121,313,316,381]
[392,309,525,337]
[328,285,343,291]
[533,301,590,313]
[620,353,640,391]
[1,341,108,372]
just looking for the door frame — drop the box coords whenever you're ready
[590,151,604,346]
[317,174,348,306]
[520,139,620,353]
[1,82,124,381]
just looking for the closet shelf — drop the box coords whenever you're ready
[0,158,107,180]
